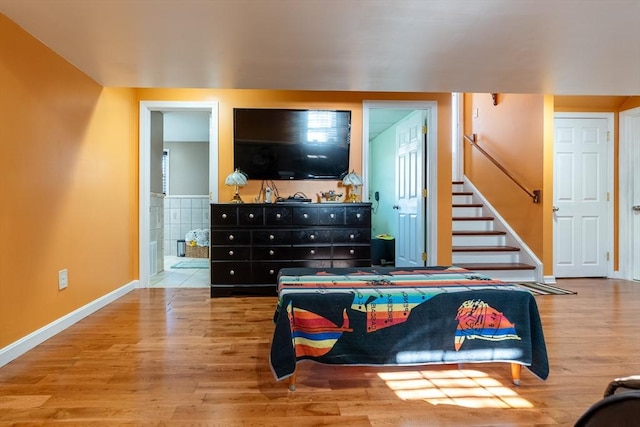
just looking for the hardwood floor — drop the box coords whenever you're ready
[1,278,638,426]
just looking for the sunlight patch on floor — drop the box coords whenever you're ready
[378,369,533,409]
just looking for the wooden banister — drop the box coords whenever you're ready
[464,134,541,203]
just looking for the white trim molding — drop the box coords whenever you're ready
[0,281,137,368]
[362,100,438,265]
[553,112,615,279]
[139,101,219,288]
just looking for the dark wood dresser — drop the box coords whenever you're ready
[209,202,372,296]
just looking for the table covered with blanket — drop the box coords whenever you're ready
[270,266,549,388]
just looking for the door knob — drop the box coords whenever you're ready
[392,205,400,210]
[633,205,640,211]
[553,206,559,212]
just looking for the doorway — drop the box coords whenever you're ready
[363,101,438,266]
[553,113,614,278]
[139,101,219,288]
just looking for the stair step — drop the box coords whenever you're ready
[453,203,483,208]
[452,246,520,252]
[453,216,494,221]
[455,263,536,271]
[452,181,464,185]
[453,191,473,196]
[453,230,506,236]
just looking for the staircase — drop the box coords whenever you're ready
[452,181,538,282]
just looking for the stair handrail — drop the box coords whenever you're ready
[464,134,541,203]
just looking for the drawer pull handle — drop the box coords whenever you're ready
[310,249,315,255]
[228,235,234,241]
[269,234,275,240]
[229,270,235,276]
[228,250,234,256]
[303,213,309,219]
[249,213,254,219]
[356,213,361,218]
[330,213,335,219]
[269,269,275,275]
[276,213,282,219]
[310,234,315,240]
[221,213,227,219]
[350,234,355,240]
[350,249,355,255]
[269,250,275,256]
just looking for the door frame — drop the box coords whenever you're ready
[362,100,438,265]
[553,112,614,278]
[139,101,219,288]
[618,106,640,281]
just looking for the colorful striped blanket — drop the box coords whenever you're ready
[270,266,549,382]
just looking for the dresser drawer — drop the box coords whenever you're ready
[211,206,238,226]
[210,230,251,245]
[332,245,371,259]
[211,262,251,284]
[293,207,319,225]
[210,246,250,261]
[318,207,345,225]
[332,228,370,244]
[253,230,291,245]
[292,246,331,260]
[265,206,292,226]
[252,261,291,283]
[292,229,331,244]
[346,206,371,225]
[252,246,292,260]
[238,207,264,225]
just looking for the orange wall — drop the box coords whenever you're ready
[0,14,138,347]
[137,88,454,264]
[464,93,546,263]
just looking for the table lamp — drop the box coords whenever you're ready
[342,170,363,202]
[225,169,248,203]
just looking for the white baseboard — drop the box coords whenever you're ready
[0,280,137,368]
[610,270,625,280]
[543,275,557,285]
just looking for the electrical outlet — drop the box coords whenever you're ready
[58,269,68,290]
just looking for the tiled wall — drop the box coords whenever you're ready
[150,193,164,274]
[164,196,210,256]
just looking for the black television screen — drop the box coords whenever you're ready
[233,108,351,180]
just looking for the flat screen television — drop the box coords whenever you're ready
[233,108,351,180]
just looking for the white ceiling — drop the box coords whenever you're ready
[2,0,639,95]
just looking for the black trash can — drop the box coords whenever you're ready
[371,237,395,266]
[177,239,186,257]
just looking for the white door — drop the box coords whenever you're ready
[395,111,426,267]
[628,111,640,280]
[553,116,610,277]
[633,133,640,281]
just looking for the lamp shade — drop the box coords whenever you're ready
[342,170,363,187]
[225,169,248,186]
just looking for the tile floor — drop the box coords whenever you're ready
[150,255,210,288]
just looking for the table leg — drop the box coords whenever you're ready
[511,363,521,386]
[288,371,297,391]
